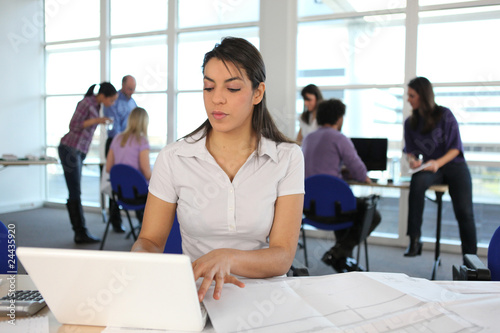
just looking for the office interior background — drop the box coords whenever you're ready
[1,0,499,255]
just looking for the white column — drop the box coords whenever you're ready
[259,0,298,139]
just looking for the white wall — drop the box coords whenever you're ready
[0,0,45,213]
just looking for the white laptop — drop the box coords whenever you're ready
[16,247,207,331]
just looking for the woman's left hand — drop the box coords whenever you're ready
[424,159,440,173]
[192,249,245,302]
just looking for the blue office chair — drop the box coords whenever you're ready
[488,225,500,281]
[301,174,357,268]
[163,214,183,254]
[100,164,147,250]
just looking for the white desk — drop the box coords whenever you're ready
[1,273,499,332]
[0,159,57,168]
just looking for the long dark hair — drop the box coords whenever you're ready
[408,77,443,134]
[300,84,324,124]
[84,82,117,98]
[183,37,294,146]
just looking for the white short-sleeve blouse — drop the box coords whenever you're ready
[148,135,305,261]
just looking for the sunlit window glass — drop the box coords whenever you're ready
[110,36,168,92]
[110,0,168,35]
[132,93,168,149]
[298,0,406,17]
[296,88,403,145]
[177,92,206,140]
[177,28,259,91]
[46,96,82,147]
[417,6,500,83]
[178,0,259,29]
[297,15,405,87]
[46,43,100,95]
[45,0,99,42]
[432,86,500,155]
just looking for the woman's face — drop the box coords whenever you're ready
[102,93,118,108]
[303,93,317,112]
[203,58,264,135]
[407,87,421,110]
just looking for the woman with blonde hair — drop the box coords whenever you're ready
[106,107,151,180]
[106,107,151,227]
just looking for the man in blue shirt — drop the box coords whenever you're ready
[302,99,381,273]
[104,75,137,233]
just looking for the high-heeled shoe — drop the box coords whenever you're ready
[404,238,423,257]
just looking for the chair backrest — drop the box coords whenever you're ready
[164,214,182,254]
[488,225,500,281]
[303,174,357,230]
[109,164,149,210]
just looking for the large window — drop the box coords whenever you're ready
[44,0,260,206]
[43,0,499,248]
[296,0,500,245]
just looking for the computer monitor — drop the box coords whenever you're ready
[350,138,388,171]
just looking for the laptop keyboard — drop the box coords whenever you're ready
[0,290,47,316]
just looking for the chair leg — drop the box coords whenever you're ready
[355,239,370,272]
[302,228,309,267]
[124,210,137,241]
[99,217,112,250]
[364,239,369,272]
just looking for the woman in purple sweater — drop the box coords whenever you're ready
[403,77,477,258]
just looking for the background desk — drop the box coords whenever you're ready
[3,273,497,332]
[0,159,57,168]
[349,180,449,280]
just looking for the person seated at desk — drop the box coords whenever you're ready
[403,76,477,258]
[106,107,151,224]
[131,37,305,302]
[302,98,381,273]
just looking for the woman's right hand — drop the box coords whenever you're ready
[407,154,422,169]
[98,117,112,125]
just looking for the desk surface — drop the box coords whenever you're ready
[1,273,499,332]
[0,159,58,166]
[349,180,449,192]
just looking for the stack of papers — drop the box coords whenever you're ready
[203,272,498,332]
[409,162,431,174]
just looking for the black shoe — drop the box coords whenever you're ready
[322,252,360,273]
[321,250,338,267]
[344,257,365,272]
[111,221,126,233]
[404,238,423,257]
[74,230,101,244]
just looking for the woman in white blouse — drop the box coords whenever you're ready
[132,37,305,302]
[296,84,324,144]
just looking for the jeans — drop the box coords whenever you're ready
[407,161,477,255]
[58,144,86,202]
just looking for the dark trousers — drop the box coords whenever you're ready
[407,161,477,255]
[332,197,381,258]
[58,144,86,202]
